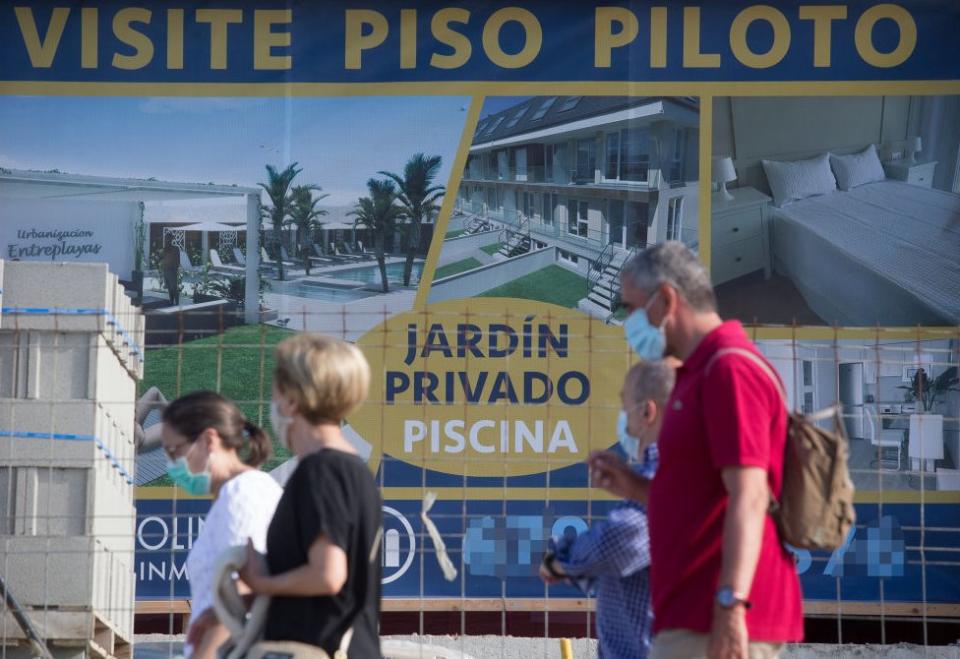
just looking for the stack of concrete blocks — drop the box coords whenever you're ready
[0,261,144,659]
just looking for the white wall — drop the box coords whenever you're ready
[0,198,136,278]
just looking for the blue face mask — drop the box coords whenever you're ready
[623,290,666,360]
[617,409,641,460]
[166,453,211,496]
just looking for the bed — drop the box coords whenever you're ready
[771,180,960,326]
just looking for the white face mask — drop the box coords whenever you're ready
[270,400,294,452]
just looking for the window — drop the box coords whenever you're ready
[668,128,690,183]
[558,96,583,112]
[567,200,589,238]
[543,194,554,225]
[559,250,579,265]
[521,192,537,218]
[605,132,620,180]
[603,128,654,183]
[666,197,684,241]
[506,105,529,128]
[620,128,653,182]
[544,144,554,181]
[485,115,505,135]
[576,138,596,181]
[531,97,557,121]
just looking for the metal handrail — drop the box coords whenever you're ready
[588,242,616,292]
[608,244,641,309]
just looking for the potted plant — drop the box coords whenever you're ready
[900,366,959,471]
[192,263,219,304]
[131,205,147,299]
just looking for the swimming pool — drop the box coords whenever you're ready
[323,261,424,284]
[273,281,377,302]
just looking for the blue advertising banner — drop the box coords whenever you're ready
[135,497,960,604]
[2,1,960,84]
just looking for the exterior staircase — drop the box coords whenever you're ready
[577,244,637,321]
[497,230,531,258]
[496,214,531,258]
[464,213,496,235]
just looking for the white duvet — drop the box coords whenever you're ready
[772,181,960,324]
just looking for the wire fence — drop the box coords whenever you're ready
[2,285,959,658]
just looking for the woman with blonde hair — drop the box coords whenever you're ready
[242,333,382,658]
[160,391,282,659]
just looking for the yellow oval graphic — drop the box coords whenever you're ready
[351,298,631,478]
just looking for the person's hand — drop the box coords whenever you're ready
[708,604,749,659]
[588,451,641,500]
[185,607,218,648]
[538,562,563,584]
[239,539,268,593]
[538,555,565,585]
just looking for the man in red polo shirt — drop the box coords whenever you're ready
[590,242,803,658]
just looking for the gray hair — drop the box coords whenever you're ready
[624,360,675,408]
[621,241,716,312]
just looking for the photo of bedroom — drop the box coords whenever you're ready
[431,95,700,323]
[711,95,960,327]
[756,337,959,493]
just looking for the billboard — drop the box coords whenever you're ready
[1,0,958,623]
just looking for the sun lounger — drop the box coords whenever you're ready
[179,250,200,272]
[312,244,350,264]
[261,247,296,268]
[343,243,374,260]
[331,242,364,262]
[209,249,244,275]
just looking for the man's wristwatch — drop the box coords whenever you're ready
[715,586,751,610]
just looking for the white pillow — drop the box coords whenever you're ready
[762,154,837,207]
[829,144,886,191]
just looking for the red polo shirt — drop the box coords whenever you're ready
[648,321,803,641]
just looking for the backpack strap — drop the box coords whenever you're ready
[705,347,789,411]
[705,347,842,420]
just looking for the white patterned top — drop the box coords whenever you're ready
[185,470,282,655]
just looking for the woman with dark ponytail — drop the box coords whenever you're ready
[160,391,283,659]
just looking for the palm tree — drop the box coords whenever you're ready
[380,153,444,287]
[259,163,301,281]
[349,179,406,293]
[288,185,329,276]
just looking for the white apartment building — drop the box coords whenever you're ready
[456,96,700,260]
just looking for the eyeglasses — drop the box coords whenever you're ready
[163,441,192,461]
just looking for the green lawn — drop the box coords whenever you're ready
[141,324,295,482]
[480,242,503,256]
[445,229,467,239]
[434,257,482,280]
[477,265,589,308]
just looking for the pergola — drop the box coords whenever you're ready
[0,170,263,323]
[159,221,246,262]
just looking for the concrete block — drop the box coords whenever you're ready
[1,262,112,333]
[0,535,96,605]
[0,536,134,640]
[0,262,144,379]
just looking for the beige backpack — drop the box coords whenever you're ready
[706,348,856,551]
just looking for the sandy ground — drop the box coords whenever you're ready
[134,634,960,658]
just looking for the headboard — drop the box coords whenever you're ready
[723,96,899,195]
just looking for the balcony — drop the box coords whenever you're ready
[461,165,554,184]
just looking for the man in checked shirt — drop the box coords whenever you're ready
[539,360,675,659]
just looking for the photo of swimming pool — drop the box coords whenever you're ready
[272,281,378,302]
[325,261,424,284]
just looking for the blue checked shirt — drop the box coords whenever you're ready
[552,445,658,659]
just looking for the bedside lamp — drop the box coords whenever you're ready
[907,135,922,163]
[712,156,737,201]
